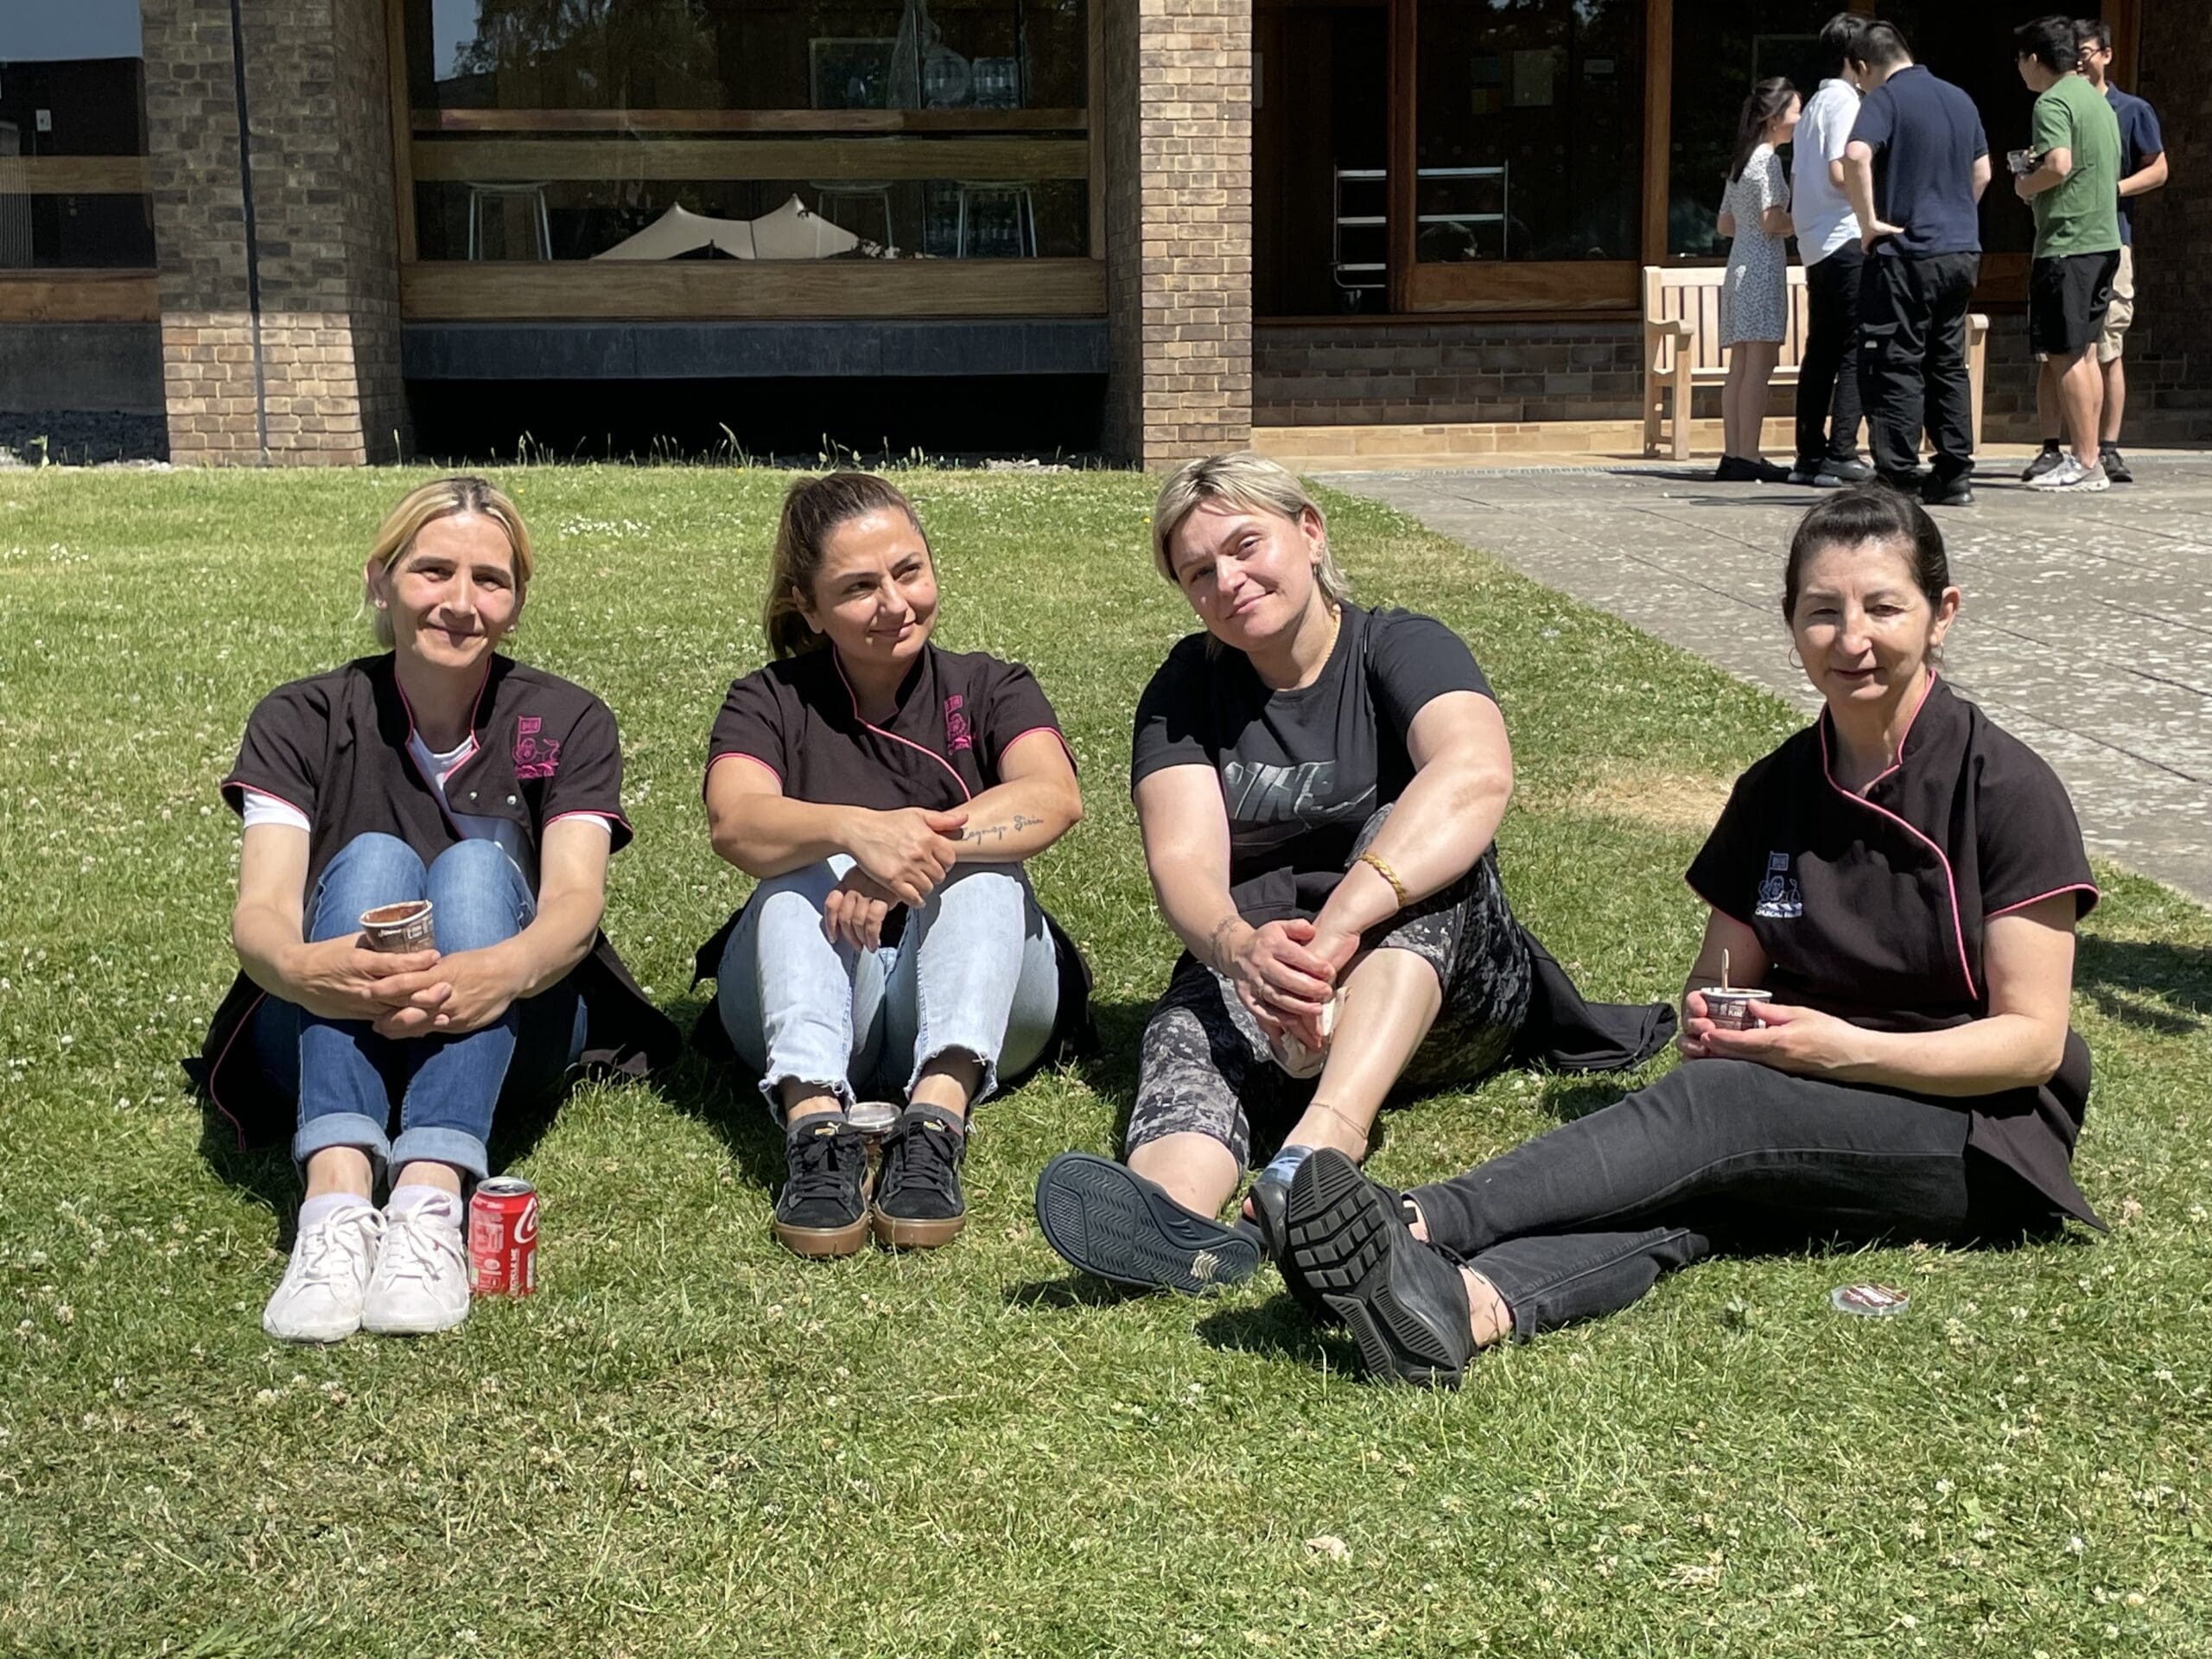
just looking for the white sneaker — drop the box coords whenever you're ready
[2026,455,2110,493]
[263,1205,385,1344]
[361,1193,472,1336]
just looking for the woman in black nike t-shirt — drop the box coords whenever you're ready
[1035,452,1535,1295]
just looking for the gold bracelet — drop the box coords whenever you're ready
[1357,849,1409,909]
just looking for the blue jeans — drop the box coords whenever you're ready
[251,833,587,1181]
[716,859,1060,1119]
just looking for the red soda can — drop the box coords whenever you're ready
[467,1176,538,1296]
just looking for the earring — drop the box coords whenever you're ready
[1786,646,1803,670]
[375,599,388,609]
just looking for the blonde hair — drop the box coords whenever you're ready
[365,475,535,648]
[762,472,928,658]
[1150,452,1352,607]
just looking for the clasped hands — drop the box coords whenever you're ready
[823,806,969,950]
[1221,917,1359,1051]
[288,936,522,1039]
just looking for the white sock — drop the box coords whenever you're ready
[386,1184,462,1227]
[297,1192,373,1234]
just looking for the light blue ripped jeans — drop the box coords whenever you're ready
[715,859,1060,1120]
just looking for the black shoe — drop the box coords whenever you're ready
[871,1103,967,1249]
[1713,455,1754,481]
[1921,477,1975,507]
[1823,454,1875,483]
[1749,457,1794,483]
[2101,446,2133,484]
[1033,1152,1261,1294]
[1285,1148,1476,1388]
[1249,1153,1419,1325]
[2021,442,2065,482]
[773,1116,869,1258]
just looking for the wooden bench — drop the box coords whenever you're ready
[1642,264,1989,462]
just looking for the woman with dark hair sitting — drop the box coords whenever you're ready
[697,473,1088,1259]
[1282,485,2103,1385]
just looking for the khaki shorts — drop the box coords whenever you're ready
[2097,243,2135,364]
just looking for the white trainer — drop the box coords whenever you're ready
[263,1205,385,1344]
[361,1192,472,1336]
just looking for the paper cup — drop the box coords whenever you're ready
[1830,1282,1910,1318]
[359,899,435,953]
[1699,987,1772,1032]
[1268,988,1345,1079]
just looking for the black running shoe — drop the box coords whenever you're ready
[1033,1152,1260,1294]
[1823,454,1875,483]
[773,1116,869,1258]
[2101,446,2133,484]
[1921,476,1975,507]
[2020,442,2065,482]
[871,1104,967,1249]
[1249,1157,1419,1326]
[1285,1148,1477,1388]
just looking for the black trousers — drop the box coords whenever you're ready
[1407,1058,2039,1339]
[1857,250,1980,486]
[1796,244,1865,466]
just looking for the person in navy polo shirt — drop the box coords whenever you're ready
[1274,486,2101,1388]
[1842,22,1992,507]
[696,472,1090,1261]
[202,476,677,1344]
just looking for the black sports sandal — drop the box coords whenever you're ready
[1285,1147,1478,1388]
[871,1103,969,1249]
[1033,1152,1260,1294]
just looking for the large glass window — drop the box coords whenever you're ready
[1414,0,1643,264]
[403,0,1090,262]
[0,2,155,268]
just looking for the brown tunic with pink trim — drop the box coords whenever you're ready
[1687,675,2102,1226]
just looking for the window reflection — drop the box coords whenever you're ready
[0,0,152,268]
[1414,0,1643,264]
[408,0,1088,112]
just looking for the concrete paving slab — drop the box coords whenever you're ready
[1325,455,2212,904]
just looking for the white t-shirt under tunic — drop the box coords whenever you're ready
[242,734,612,840]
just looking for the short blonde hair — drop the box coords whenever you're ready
[365,476,535,648]
[1150,452,1352,607]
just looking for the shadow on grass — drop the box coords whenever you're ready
[2076,937,2210,1034]
[653,994,789,1199]
[193,1048,569,1249]
[1001,1273,1153,1311]
[1193,1292,1347,1368]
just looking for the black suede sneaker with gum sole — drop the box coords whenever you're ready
[773,1116,870,1258]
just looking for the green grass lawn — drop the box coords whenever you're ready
[2,467,2208,1658]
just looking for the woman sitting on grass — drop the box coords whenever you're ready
[202,475,676,1344]
[697,472,1089,1259]
[1033,453,1544,1295]
[1280,484,2102,1386]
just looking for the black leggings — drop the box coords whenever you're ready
[1408,1058,2041,1339]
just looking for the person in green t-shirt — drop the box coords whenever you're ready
[2012,16,2124,492]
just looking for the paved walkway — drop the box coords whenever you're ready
[1324,454,2212,905]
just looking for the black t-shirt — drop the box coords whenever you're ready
[1686,675,2101,1223]
[1129,604,1492,923]
[705,643,1071,810]
[1849,65,1988,258]
[197,653,677,1148]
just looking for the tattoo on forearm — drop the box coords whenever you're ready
[960,812,1042,846]
[1206,915,1239,973]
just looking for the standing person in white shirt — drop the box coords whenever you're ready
[1789,14,1877,488]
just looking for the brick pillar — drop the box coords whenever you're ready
[141,0,408,466]
[2121,1,2212,437]
[1102,0,1254,469]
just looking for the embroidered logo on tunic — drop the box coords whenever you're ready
[1755,850,1803,918]
[512,715,562,780]
[943,694,973,753]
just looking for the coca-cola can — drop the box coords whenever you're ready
[467,1176,538,1296]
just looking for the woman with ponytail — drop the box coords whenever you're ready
[695,473,1089,1259]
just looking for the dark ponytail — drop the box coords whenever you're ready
[1783,483,1952,626]
[1728,77,1798,181]
[761,472,928,658]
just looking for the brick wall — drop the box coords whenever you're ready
[141,0,407,466]
[1103,0,1254,468]
[1256,320,1646,426]
[2120,2,2212,437]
